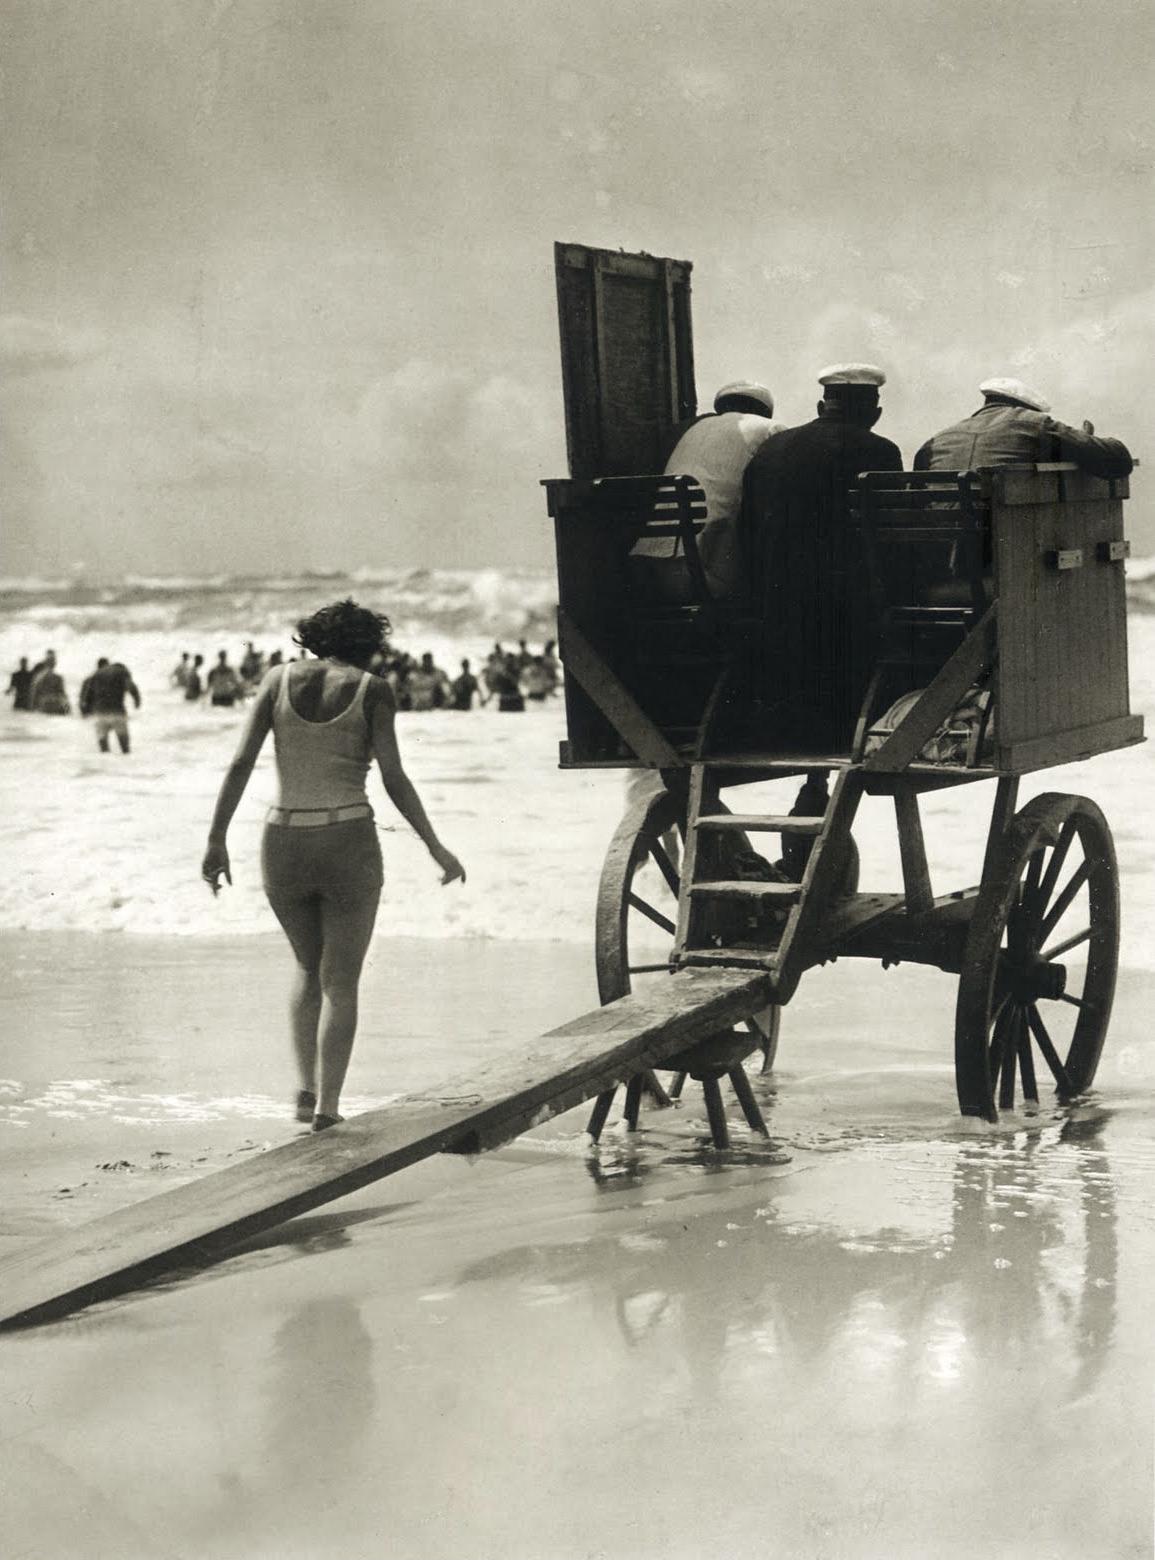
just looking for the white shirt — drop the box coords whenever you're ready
[665,411,781,520]
[632,412,783,594]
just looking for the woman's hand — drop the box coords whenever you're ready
[432,845,466,886]
[202,839,232,897]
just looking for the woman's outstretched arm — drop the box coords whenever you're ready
[201,670,277,893]
[369,681,465,885]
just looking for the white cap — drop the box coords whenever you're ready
[713,381,775,414]
[978,377,1050,412]
[818,362,886,388]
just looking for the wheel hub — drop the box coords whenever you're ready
[1004,956,1067,1004]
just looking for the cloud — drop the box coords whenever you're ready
[1010,285,1155,418]
[346,359,553,484]
[0,316,105,377]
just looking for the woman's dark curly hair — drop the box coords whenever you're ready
[293,599,392,663]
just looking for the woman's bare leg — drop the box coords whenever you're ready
[315,891,380,1118]
[267,895,325,1095]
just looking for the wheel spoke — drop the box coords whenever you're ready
[627,893,676,936]
[1021,848,1045,912]
[1056,992,1086,1010]
[628,962,671,975]
[1032,819,1079,918]
[1041,926,1092,962]
[647,839,680,897]
[989,986,1012,1035]
[999,1007,1021,1111]
[988,997,1014,1082]
[1024,1005,1075,1097]
[1038,862,1090,945]
[1017,1020,1039,1103]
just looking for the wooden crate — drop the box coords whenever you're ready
[989,469,1142,771]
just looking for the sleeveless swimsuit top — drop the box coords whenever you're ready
[271,664,373,811]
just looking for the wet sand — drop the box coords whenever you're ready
[2,932,1154,1558]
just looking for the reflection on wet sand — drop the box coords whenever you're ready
[457,1112,1119,1411]
[190,1297,376,1556]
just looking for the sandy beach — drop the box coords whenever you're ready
[3,578,1155,1556]
[3,929,1154,1559]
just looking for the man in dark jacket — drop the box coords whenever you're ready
[80,657,141,753]
[914,377,1132,478]
[740,363,903,750]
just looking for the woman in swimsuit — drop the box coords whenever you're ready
[201,599,465,1131]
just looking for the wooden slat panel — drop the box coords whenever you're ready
[992,469,1062,507]
[696,814,826,834]
[996,714,1144,773]
[873,527,973,543]
[554,242,696,479]
[993,489,1133,755]
[0,968,770,1329]
[688,880,802,900]
[546,476,707,520]
[862,492,972,510]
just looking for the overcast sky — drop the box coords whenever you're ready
[3,0,1153,577]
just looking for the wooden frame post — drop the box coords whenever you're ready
[981,776,1020,888]
[893,783,934,916]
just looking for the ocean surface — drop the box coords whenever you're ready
[3,564,1155,958]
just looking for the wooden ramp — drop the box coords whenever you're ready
[0,968,770,1330]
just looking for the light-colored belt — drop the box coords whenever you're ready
[265,803,373,829]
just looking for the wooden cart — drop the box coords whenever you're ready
[546,242,1143,1132]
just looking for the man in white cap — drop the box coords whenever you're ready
[630,381,785,600]
[914,378,1132,477]
[739,364,902,747]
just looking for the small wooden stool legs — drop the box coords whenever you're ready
[727,1062,770,1135]
[586,1070,670,1140]
[586,1089,616,1141]
[700,1074,730,1149]
[622,1074,645,1131]
[586,1058,770,1149]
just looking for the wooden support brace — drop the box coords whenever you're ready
[728,1065,770,1136]
[981,776,1020,889]
[893,784,934,916]
[861,604,998,773]
[557,608,682,767]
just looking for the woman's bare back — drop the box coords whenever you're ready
[282,660,367,724]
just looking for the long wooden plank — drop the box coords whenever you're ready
[0,968,769,1330]
[695,814,826,834]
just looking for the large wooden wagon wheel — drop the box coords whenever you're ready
[587,781,780,1142]
[955,793,1119,1122]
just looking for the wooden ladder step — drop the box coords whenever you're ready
[680,948,776,969]
[695,814,826,835]
[688,880,802,902]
